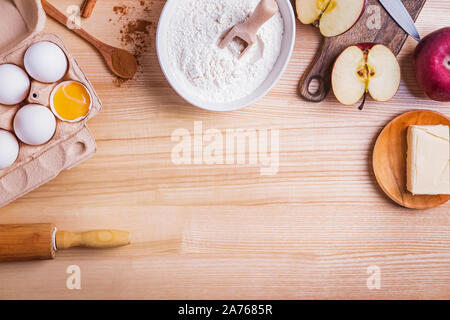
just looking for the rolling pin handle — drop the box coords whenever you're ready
[56,230,131,250]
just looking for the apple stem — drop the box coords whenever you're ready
[358,92,367,110]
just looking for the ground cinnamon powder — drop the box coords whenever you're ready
[111,49,137,79]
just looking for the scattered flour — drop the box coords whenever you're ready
[167,0,284,103]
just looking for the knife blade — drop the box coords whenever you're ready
[378,0,421,41]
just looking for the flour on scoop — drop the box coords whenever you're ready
[167,0,284,103]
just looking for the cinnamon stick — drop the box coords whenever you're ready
[81,0,97,18]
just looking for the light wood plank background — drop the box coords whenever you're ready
[0,0,449,299]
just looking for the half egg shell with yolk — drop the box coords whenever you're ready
[50,81,92,122]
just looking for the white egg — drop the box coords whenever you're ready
[0,64,30,105]
[24,41,68,83]
[0,130,19,169]
[14,104,56,146]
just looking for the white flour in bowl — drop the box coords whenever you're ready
[167,0,284,103]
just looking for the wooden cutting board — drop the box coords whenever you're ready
[298,0,427,102]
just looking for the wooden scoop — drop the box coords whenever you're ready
[41,0,137,79]
[219,0,278,58]
[0,224,130,262]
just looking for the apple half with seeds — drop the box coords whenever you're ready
[332,44,401,108]
[296,0,366,37]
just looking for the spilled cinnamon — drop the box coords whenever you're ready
[109,1,155,86]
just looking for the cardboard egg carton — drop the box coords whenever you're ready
[0,0,102,207]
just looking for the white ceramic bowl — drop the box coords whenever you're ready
[156,0,296,112]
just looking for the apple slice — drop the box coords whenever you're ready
[296,0,365,37]
[332,44,401,108]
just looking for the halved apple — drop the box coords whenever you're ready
[296,0,365,37]
[332,44,401,108]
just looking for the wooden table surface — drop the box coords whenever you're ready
[0,0,449,300]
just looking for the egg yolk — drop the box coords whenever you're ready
[52,81,91,121]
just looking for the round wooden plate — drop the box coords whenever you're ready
[373,110,450,209]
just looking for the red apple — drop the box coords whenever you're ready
[296,0,366,37]
[414,27,450,102]
[332,44,401,108]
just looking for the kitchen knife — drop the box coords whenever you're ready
[379,0,421,41]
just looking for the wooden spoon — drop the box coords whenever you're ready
[373,110,450,209]
[41,0,137,79]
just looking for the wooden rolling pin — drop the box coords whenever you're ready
[0,224,130,262]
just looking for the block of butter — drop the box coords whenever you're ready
[407,125,450,195]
